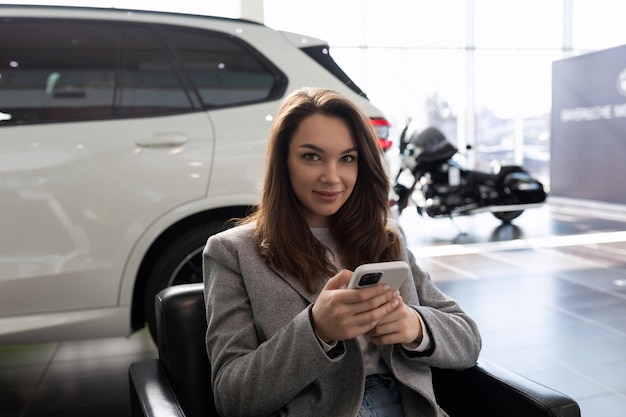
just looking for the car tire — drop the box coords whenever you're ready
[143,221,230,342]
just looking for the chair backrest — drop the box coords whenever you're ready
[155,283,216,417]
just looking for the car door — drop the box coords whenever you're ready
[0,18,215,315]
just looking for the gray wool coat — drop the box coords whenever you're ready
[203,222,481,417]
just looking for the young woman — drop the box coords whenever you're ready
[203,88,481,417]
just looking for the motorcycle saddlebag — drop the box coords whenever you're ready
[503,172,547,203]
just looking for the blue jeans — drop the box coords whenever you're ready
[358,374,405,417]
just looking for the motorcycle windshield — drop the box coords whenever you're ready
[415,141,458,163]
[410,127,457,163]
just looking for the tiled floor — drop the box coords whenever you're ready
[1,198,626,416]
[403,198,626,417]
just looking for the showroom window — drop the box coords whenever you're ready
[263,0,576,190]
[572,0,626,50]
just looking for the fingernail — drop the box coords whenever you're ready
[391,300,399,308]
[383,284,390,291]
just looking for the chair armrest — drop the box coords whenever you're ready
[432,358,581,417]
[129,360,185,417]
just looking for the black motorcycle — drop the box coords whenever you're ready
[392,125,547,223]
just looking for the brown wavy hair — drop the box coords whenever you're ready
[242,87,402,293]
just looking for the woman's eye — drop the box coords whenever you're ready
[303,153,320,161]
[341,154,356,163]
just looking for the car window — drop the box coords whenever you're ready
[161,25,287,108]
[118,24,198,116]
[0,17,287,127]
[300,45,368,99]
[0,18,194,126]
[0,19,119,124]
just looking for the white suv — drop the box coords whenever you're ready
[0,5,391,342]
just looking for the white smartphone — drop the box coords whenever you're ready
[347,261,410,290]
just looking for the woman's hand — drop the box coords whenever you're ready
[311,269,400,344]
[366,296,423,346]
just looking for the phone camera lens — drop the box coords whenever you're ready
[358,272,382,287]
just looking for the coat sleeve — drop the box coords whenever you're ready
[391,221,482,370]
[405,248,482,369]
[203,232,345,417]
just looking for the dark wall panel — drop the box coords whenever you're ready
[551,45,626,204]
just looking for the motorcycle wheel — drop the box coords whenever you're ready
[492,210,523,223]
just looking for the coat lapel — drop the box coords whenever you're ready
[268,264,321,304]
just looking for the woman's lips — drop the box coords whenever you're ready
[315,191,341,201]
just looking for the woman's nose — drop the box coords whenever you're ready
[321,162,340,183]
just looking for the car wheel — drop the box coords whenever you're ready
[143,221,230,341]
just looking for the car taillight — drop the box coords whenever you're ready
[370,118,392,152]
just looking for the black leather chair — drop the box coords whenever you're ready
[129,283,581,417]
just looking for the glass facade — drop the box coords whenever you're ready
[263,0,626,191]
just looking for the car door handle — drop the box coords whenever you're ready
[136,133,189,148]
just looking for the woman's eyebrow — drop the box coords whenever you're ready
[298,143,358,154]
[298,143,325,153]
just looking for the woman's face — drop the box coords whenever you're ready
[287,113,358,227]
